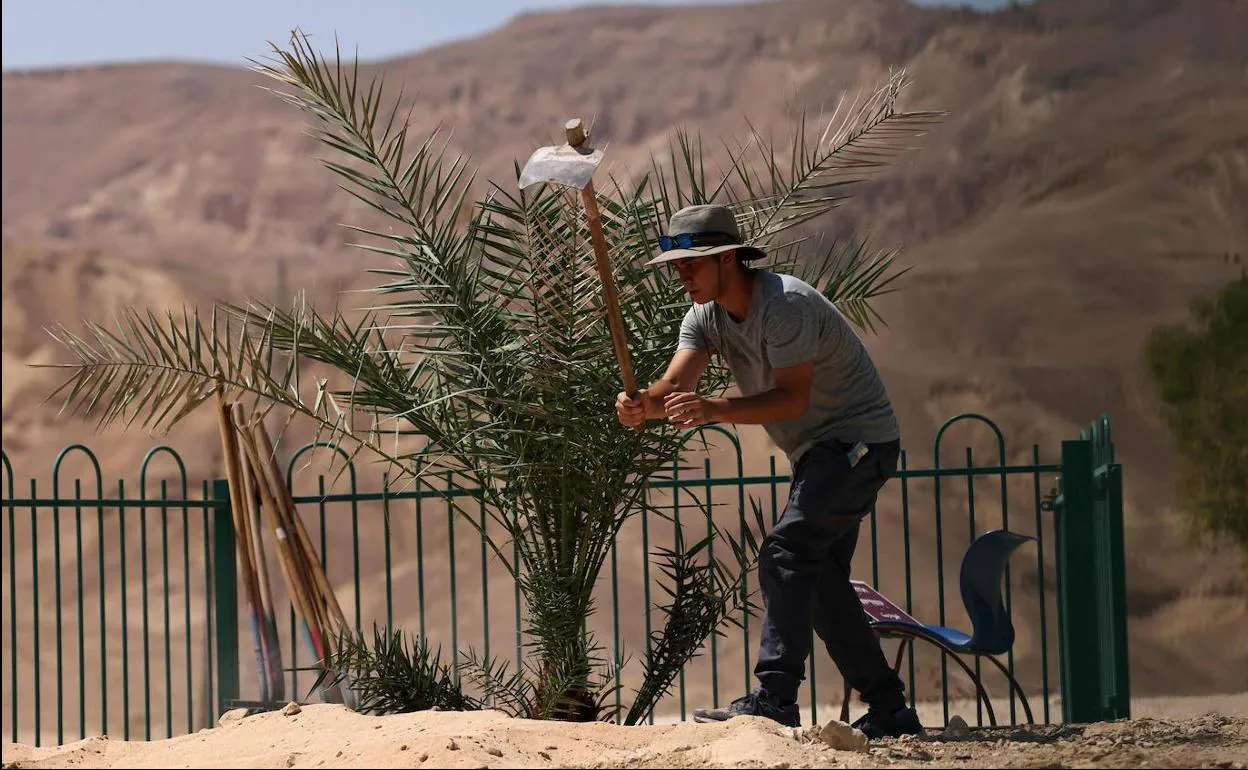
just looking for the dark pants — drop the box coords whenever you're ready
[753,437,907,713]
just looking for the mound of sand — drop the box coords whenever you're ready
[4,697,1246,769]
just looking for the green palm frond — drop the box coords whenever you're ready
[614,489,766,726]
[312,623,480,714]
[252,32,476,266]
[457,649,538,718]
[763,234,912,334]
[40,299,461,479]
[622,500,766,726]
[734,71,945,246]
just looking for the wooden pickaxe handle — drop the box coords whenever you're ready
[564,121,643,431]
[582,179,641,404]
[562,121,645,433]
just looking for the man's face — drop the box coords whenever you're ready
[668,254,722,304]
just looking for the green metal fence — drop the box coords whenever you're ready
[1,412,1129,745]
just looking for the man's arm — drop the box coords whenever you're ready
[641,347,710,419]
[706,361,813,423]
[664,360,814,428]
[689,292,819,426]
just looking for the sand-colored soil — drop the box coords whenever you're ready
[4,694,1245,769]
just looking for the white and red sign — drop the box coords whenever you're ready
[851,580,921,626]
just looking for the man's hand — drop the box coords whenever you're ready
[664,391,717,428]
[616,389,648,428]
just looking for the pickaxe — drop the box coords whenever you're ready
[518,118,641,423]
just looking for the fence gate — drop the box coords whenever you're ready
[1051,417,1131,723]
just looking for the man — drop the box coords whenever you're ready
[614,204,923,738]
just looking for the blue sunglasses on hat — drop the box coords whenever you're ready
[657,231,740,252]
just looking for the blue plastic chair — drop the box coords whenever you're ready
[839,529,1036,726]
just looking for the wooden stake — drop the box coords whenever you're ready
[232,403,284,700]
[253,421,351,635]
[233,414,326,649]
[214,394,272,699]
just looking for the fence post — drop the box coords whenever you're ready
[1055,438,1102,723]
[211,478,239,718]
[1100,461,1131,719]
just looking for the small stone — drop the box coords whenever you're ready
[538,751,552,760]
[944,715,970,740]
[417,752,429,762]
[281,701,302,716]
[399,745,408,751]
[284,753,298,768]
[486,747,503,757]
[818,719,869,752]
[793,725,821,743]
[334,751,343,758]
[217,707,252,727]
[545,745,557,750]
[447,739,460,751]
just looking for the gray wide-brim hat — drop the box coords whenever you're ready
[644,204,767,266]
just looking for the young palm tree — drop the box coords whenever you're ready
[43,32,942,723]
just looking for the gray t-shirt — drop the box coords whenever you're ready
[678,270,899,464]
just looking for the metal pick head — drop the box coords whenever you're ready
[517,142,605,190]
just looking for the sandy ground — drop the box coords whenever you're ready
[3,694,1245,769]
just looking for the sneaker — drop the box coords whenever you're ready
[851,706,924,739]
[692,689,800,728]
